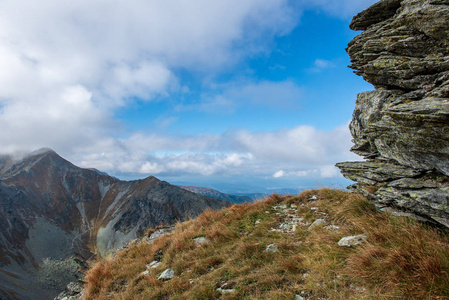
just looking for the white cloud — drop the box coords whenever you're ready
[231,124,354,164]
[104,61,175,101]
[0,0,299,154]
[68,123,357,180]
[309,59,336,73]
[273,170,285,178]
[273,170,309,178]
[140,162,164,174]
[319,165,341,178]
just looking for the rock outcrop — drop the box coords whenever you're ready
[0,149,228,300]
[337,0,449,227]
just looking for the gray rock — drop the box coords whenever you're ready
[295,295,305,300]
[337,0,449,228]
[265,244,279,253]
[193,236,210,246]
[217,288,236,294]
[350,0,402,30]
[325,225,340,231]
[147,261,162,269]
[158,268,175,281]
[338,234,368,247]
[54,281,84,300]
[280,223,293,230]
[308,218,326,230]
[216,283,236,294]
[149,226,176,241]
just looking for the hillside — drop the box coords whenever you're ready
[180,186,253,204]
[76,188,449,299]
[0,149,228,300]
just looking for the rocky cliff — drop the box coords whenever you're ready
[337,0,449,227]
[0,149,228,300]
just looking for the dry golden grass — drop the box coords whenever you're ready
[83,188,449,299]
[84,260,112,299]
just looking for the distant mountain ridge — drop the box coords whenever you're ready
[179,186,253,204]
[0,149,228,300]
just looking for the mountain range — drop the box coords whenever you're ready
[0,149,229,300]
[179,186,253,204]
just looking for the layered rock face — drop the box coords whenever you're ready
[337,0,449,227]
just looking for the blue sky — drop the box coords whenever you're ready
[0,0,377,193]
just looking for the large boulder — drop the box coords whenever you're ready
[337,0,449,228]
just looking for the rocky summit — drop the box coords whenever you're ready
[0,149,228,300]
[337,0,449,227]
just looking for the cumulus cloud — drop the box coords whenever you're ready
[0,0,299,154]
[273,170,309,178]
[231,124,353,164]
[69,123,357,179]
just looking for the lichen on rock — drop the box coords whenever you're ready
[337,0,449,228]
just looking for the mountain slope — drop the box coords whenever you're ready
[180,186,253,204]
[0,149,228,300]
[82,189,449,299]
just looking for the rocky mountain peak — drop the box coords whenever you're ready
[337,0,449,228]
[1,148,77,180]
[0,149,228,300]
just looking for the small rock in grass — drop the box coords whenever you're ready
[158,268,175,281]
[338,234,367,247]
[307,218,326,230]
[325,225,340,231]
[193,236,210,246]
[280,223,292,230]
[217,288,236,294]
[147,261,162,269]
[350,284,367,293]
[141,270,150,276]
[296,295,305,300]
[149,226,175,240]
[265,243,278,253]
